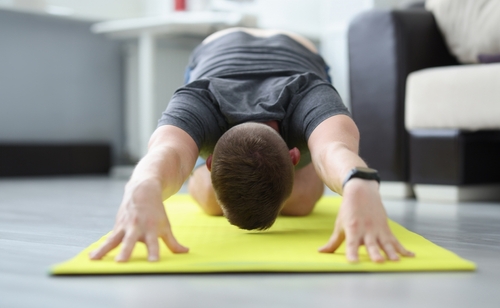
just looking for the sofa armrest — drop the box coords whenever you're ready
[348,8,458,182]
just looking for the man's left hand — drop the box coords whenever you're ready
[318,179,415,263]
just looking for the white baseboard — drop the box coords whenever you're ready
[414,184,500,202]
[379,182,414,199]
[110,165,136,180]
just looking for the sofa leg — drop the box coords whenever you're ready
[379,182,414,199]
[413,184,500,202]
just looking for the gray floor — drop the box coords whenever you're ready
[1,176,500,308]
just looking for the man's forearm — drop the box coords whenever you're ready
[126,146,185,201]
[126,125,199,201]
[313,141,368,195]
[308,115,368,195]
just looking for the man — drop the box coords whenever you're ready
[89,28,414,263]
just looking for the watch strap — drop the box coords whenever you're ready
[342,167,380,188]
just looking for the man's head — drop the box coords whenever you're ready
[207,122,298,230]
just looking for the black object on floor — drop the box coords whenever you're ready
[0,143,111,177]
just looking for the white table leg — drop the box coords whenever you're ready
[138,31,156,158]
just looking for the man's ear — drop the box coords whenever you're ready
[206,154,213,172]
[289,147,300,166]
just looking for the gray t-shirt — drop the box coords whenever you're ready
[158,32,350,169]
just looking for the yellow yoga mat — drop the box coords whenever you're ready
[51,195,476,275]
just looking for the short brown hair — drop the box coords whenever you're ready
[211,123,294,230]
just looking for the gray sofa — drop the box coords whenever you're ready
[348,5,500,200]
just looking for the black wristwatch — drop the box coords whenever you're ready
[342,167,380,188]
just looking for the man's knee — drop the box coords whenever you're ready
[188,167,223,216]
[281,164,324,216]
[200,198,223,216]
[281,185,323,216]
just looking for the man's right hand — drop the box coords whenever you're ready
[88,179,189,262]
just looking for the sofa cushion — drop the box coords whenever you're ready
[426,0,500,63]
[405,63,500,130]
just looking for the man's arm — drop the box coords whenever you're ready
[308,115,414,262]
[89,125,199,262]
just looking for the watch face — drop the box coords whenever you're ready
[356,167,378,174]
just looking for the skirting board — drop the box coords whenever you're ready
[414,184,500,202]
[0,143,111,177]
[379,182,414,199]
[110,165,136,179]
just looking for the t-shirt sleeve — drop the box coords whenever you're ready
[157,80,227,158]
[289,82,351,144]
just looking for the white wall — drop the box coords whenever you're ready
[45,0,142,19]
[0,9,124,162]
[0,0,412,22]
[0,0,414,162]
[0,0,173,20]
